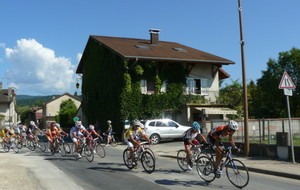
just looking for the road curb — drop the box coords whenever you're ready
[158,154,300,180]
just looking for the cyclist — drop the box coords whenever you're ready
[70,120,88,158]
[45,122,59,151]
[183,121,208,171]
[105,120,113,146]
[26,121,42,145]
[86,124,102,147]
[207,120,240,175]
[3,126,16,144]
[124,120,151,168]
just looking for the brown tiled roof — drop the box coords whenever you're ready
[77,35,235,73]
[218,68,231,80]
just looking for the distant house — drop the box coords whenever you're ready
[40,93,81,128]
[0,82,18,128]
[76,30,237,132]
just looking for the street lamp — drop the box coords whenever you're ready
[237,0,249,156]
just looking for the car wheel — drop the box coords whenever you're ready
[150,134,160,144]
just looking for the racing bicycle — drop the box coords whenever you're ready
[196,146,249,189]
[123,142,155,173]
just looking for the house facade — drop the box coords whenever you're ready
[0,83,18,128]
[40,93,81,128]
[76,30,236,133]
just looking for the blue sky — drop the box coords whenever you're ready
[0,0,299,95]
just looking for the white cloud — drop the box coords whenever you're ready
[5,39,75,95]
[77,53,82,63]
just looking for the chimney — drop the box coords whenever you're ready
[0,82,2,89]
[149,29,160,45]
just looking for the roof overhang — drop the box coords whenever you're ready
[195,107,237,115]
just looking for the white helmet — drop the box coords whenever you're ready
[89,125,95,130]
[107,120,112,124]
[228,120,238,131]
[5,126,10,130]
[30,121,35,126]
[133,121,143,128]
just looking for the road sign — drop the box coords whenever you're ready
[278,71,296,89]
[284,89,293,96]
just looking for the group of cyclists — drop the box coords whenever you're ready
[1,117,240,176]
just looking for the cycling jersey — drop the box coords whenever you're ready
[183,128,201,140]
[70,125,85,138]
[26,125,39,134]
[46,127,59,137]
[87,128,98,137]
[208,125,230,139]
[124,127,144,140]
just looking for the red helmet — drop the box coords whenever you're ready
[50,122,56,127]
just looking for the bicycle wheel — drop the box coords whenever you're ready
[63,142,71,154]
[38,141,47,152]
[111,136,119,147]
[177,150,188,171]
[3,142,10,152]
[59,143,67,157]
[145,148,155,160]
[84,145,94,162]
[15,139,23,149]
[28,140,36,151]
[141,151,155,173]
[123,148,134,170]
[95,144,106,158]
[196,155,216,183]
[226,159,249,188]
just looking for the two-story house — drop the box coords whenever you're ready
[76,30,236,132]
[0,82,18,128]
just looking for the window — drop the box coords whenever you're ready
[156,121,167,127]
[186,78,208,95]
[149,121,155,126]
[168,121,178,128]
[140,79,167,94]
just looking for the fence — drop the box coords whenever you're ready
[203,118,300,144]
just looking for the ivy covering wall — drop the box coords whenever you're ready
[81,38,205,135]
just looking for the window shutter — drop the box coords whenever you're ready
[140,80,147,94]
[161,81,167,93]
[201,78,209,95]
[186,78,194,94]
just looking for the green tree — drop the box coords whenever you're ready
[253,48,300,118]
[217,79,243,119]
[57,99,77,129]
[16,106,31,124]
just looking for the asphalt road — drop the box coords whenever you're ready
[34,142,300,190]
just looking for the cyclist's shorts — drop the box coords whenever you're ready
[183,139,199,148]
[124,138,134,148]
[71,137,78,142]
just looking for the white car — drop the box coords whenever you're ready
[143,119,191,144]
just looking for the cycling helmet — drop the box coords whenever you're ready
[56,123,60,128]
[5,126,10,130]
[30,121,35,126]
[89,125,95,130]
[107,120,112,124]
[133,121,142,127]
[192,122,201,130]
[228,120,239,131]
[50,122,56,127]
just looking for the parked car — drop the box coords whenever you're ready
[142,119,191,144]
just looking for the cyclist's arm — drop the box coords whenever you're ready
[142,133,151,144]
[197,134,208,144]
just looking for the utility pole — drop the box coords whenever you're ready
[238,0,249,156]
